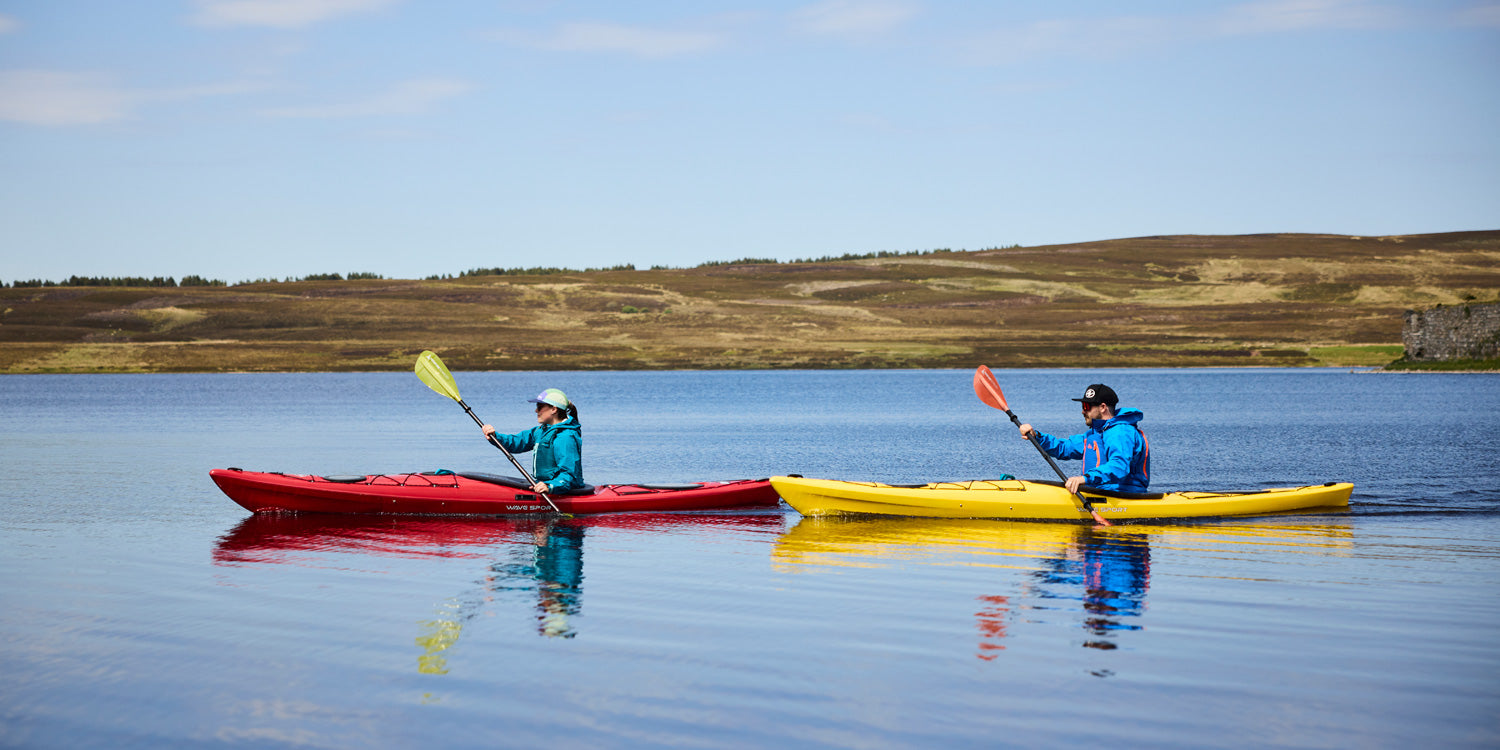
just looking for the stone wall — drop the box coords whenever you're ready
[1403,302,1500,361]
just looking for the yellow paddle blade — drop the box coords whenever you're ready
[415,350,462,402]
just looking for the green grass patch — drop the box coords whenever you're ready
[1308,345,1404,366]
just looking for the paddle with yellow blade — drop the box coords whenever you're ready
[973,365,1111,526]
[415,350,567,516]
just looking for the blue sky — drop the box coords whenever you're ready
[1,1,1496,284]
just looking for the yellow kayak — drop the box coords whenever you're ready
[770,476,1353,522]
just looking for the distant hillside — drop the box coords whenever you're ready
[3,231,1497,373]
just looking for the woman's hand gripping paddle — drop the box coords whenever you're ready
[973,365,1111,526]
[415,351,568,516]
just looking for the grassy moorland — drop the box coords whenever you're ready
[3,231,1497,373]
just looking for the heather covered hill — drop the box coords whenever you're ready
[3,231,1496,373]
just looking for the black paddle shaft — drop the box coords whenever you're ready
[1004,408,1101,514]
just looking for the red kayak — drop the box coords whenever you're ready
[210,468,784,515]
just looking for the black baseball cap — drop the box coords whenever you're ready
[1071,384,1118,407]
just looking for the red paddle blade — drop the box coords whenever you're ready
[973,365,1009,411]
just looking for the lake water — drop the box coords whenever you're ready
[1,368,1497,748]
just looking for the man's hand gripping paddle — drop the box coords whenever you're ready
[973,365,1111,526]
[416,350,568,516]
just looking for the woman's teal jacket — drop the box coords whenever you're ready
[491,416,584,493]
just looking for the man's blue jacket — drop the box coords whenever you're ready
[1032,408,1150,492]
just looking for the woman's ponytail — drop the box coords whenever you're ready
[566,403,579,425]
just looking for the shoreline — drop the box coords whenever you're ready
[6,231,1495,375]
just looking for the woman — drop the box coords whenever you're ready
[482,388,584,495]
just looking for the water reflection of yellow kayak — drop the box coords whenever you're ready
[771,476,1352,521]
[772,515,1353,572]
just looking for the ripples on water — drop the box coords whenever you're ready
[2,369,1498,748]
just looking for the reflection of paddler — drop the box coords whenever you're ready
[404,514,782,677]
[977,531,1151,657]
[1032,528,1151,651]
[772,517,1086,660]
[772,519,1151,652]
[532,522,585,638]
[489,520,586,638]
[414,519,589,677]
[772,516,1354,660]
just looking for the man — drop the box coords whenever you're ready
[1018,384,1150,494]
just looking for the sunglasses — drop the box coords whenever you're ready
[1080,402,1100,410]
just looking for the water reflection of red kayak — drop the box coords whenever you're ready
[210,468,785,515]
[213,510,787,566]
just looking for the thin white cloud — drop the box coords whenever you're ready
[191,0,399,29]
[259,78,472,118]
[0,13,20,34]
[965,16,1180,66]
[963,0,1411,65]
[1214,0,1398,35]
[790,0,919,37]
[0,71,133,125]
[0,70,265,126]
[497,22,726,59]
[1457,3,1500,27]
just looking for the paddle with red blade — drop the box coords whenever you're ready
[973,365,1111,526]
